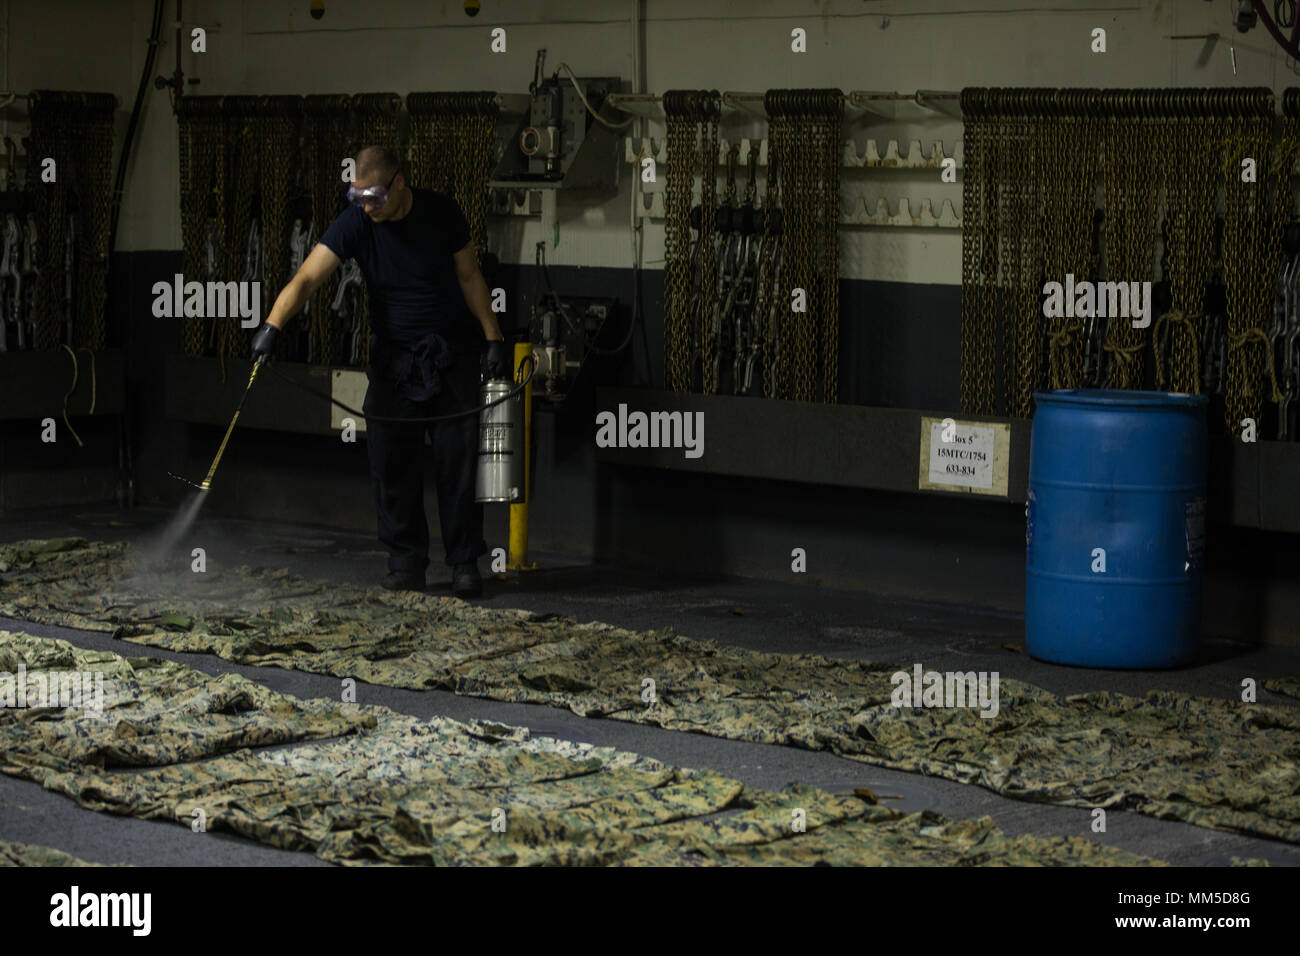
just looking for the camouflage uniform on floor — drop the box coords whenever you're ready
[2,537,1300,850]
[0,630,1161,866]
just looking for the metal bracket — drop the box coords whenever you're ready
[624,136,963,227]
[624,136,961,170]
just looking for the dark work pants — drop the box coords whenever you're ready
[363,347,487,575]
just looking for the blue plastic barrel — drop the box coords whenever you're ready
[1025,389,1207,668]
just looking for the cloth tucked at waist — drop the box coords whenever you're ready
[369,331,458,401]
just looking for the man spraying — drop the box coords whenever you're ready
[251,146,509,598]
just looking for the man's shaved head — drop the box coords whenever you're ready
[356,146,399,184]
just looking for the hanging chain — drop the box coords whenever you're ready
[27,92,66,353]
[1043,97,1068,391]
[1003,105,1024,415]
[980,95,1001,414]
[1156,100,1189,391]
[259,97,298,312]
[177,98,199,357]
[177,97,229,362]
[1184,106,1222,393]
[773,94,795,401]
[407,92,497,273]
[699,93,720,394]
[989,102,1012,413]
[177,97,197,354]
[753,140,777,397]
[407,110,430,191]
[959,89,990,413]
[1042,99,1068,391]
[722,142,738,208]
[1223,95,1287,435]
[219,98,259,378]
[1134,104,1162,383]
[1008,102,1041,417]
[351,94,402,369]
[304,94,352,365]
[1222,116,1256,432]
[432,100,454,194]
[980,98,1001,411]
[1263,107,1295,406]
[962,87,1300,430]
[467,95,498,268]
[1102,101,1141,390]
[206,110,228,362]
[821,90,843,404]
[794,97,817,403]
[171,93,492,371]
[1239,104,1293,424]
[1159,95,1213,394]
[662,91,699,393]
[657,91,721,395]
[769,91,821,404]
[80,97,113,352]
[177,97,221,357]
[763,106,785,398]
[26,92,114,353]
[1075,99,1104,387]
[450,96,471,261]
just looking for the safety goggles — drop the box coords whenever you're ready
[346,170,398,208]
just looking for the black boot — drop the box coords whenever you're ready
[382,569,425,591]
[452,562,482,598]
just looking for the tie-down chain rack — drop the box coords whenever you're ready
[611,88,963,229]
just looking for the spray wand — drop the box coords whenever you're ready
[169,354,534,493]
[168,358,264,492]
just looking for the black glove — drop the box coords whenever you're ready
[483,339,510,380]
[251,322,280,364]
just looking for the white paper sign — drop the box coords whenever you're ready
[331,369,369,433]
[927,421,995,490]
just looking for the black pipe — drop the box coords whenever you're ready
[108,0,164,256]
[109,0,163,513]
[1253,0,1300,60]
[175,0,183,100]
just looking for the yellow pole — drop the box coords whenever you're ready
[508,342,538,571]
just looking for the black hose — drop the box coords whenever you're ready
[262,354,536,423]
[531,238,646,380]
[586,253,641,356]
[539,246,641,357]
[108,0,164,255]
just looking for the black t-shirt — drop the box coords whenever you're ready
[319,188,479,351]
